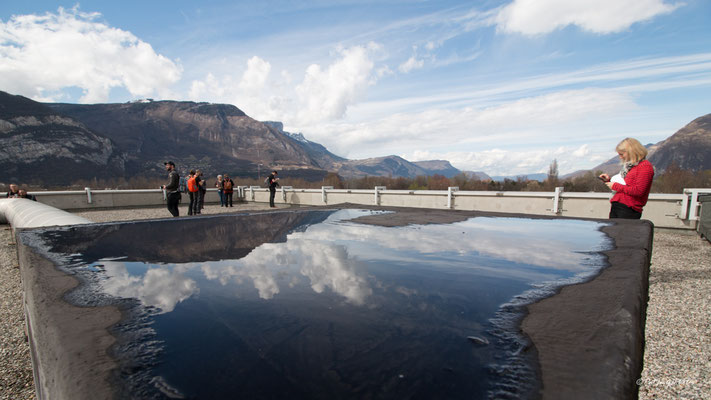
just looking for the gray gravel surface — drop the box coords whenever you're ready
[1,206,709,399]
[638,229,711,400]
[0,226,35,400]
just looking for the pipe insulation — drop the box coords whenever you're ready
[0,198,91,228]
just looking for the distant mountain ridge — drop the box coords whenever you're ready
[0,91,126,184]
[0,91,466,185]
[1,90,708,186]
[567,113,711,178]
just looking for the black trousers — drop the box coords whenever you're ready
[167,191,180,217]
[188,191,198,215]
[609,202,642,219]
[198,189,205,210]
[269,188,276,207]
[224,192,233,206]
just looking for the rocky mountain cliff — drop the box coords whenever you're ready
[0,91,126,185]
[647,113,711,172]
[574,113,711,178]
[48,100,332,180]
[1,91,467,185]
[412,160,460,178]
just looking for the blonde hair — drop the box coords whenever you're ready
[616,137,648,163]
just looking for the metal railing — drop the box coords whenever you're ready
[4,186,707,229]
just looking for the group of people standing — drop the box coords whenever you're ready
[161,137,652,220]
[4,183,37,201]
[161,161,281,217]
[214,174,235,208]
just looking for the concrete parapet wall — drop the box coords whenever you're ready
[15,187,700,229]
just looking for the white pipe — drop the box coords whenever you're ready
[0,198,91,229]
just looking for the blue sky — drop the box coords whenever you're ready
[2,0,710,176]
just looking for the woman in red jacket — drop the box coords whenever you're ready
[599,138,655,219]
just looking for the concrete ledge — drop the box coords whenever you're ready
[521,219,653,399]
[17,238,121,400]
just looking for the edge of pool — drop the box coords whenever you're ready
[521,219,652,400]
[348,205,652,400]
[14,204,652,399]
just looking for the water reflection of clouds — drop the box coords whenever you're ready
[100,261,198,314]
[304,214,609,271]
[201,238,372,305]
[96,211,609,314]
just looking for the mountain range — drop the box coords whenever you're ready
[0,90,708,186]
[564,113,711,179]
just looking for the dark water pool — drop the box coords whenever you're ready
[26,209,612,399]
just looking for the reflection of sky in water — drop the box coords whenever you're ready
[98,210,609,313]
[87,210,610,399]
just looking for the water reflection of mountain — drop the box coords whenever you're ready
[39,210,336,264]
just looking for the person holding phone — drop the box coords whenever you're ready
[599,138,654,219]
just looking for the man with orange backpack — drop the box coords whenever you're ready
[186,170,199,215]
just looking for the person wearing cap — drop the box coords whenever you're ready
[161,161,181,217]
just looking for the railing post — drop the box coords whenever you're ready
[281,186,292,202]
[552,187,564,214]
[321,186,333,204]
[447,187,459,209]
[689,189,701,221]
[680,189,690,220]
[374,186,386,206]
[85,187,93,204]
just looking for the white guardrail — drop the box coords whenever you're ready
[2,186,709,230]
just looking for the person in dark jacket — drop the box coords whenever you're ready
[6,184,20,198]
[196,169,206,213]
[161,161,181,217]
[267,170,280,208]
[18,189,37,201]
[222,174,235,207]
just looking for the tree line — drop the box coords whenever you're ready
[4,163,709,194]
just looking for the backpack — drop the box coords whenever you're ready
[187,176,198,192]
[223,180,233,190]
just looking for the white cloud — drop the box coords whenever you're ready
[294,43,378,124]
[495,0,681,35]
[0,7,182,103]
[398,56,424,73]
[100,263,198,314]
[303,88,636,160]
[407,145,606,177]
[186,43,380,125]
[238,56,271,94]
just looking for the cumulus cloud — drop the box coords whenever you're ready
[100,263,198,314]
[294,44,378,124]
[495,0,681,35]
[398,56,424,73]
[0,7,182,103]
[187,43,380,125]
[238,56,271,94]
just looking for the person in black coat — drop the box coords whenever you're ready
[267,170,280,208]
[161,161,181,217]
